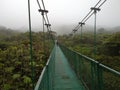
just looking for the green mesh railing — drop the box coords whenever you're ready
[34,45,56,90]
[60,45,120,90]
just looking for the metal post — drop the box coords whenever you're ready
[78,22,85,80]
[94,11,97,58]
[28,0,34,89]
[42,15,46,57]
[90,7,100,90]
[45,24,51,51]
[91,62,95,90]
[97,63,102,90]
[38,9,48,61]
[79,22,85,54]
[46,65,49,90]
[91,7,100,59]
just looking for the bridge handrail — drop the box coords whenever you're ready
[71,48,120,76]
[59,44,120,90]
[34,67,46,89]
[34,45,56,90]
[99,64,120,76]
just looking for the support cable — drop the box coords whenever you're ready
[82,0,106,23]
[98,0,107,8]
[38,7,49,54]
[37,0,50,29]
[72,0,107,32]
[41,0,50,24]
[40,0,55,43]
[79,22,85,53]
[28,0,35,89]
[37,0,42,9]
[83,12,94,23]
[90,8,101,58]
[42,14,46,57]
[37,0,53,39]
[81,0,101,22]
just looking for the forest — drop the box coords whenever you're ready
[58,30,120,72]
[0,27,54,90]
[58,30,120,90]
[0,26,120,89]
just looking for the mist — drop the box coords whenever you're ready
[0,0,120,33]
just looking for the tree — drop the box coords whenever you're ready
[103,32,120,56]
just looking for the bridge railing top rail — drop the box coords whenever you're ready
[34,45,56,90]
[59,44,120,90]
[62,45,120,76]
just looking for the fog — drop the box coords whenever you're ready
[0,0,120,33]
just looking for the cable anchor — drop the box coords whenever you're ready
[45,24,51,27]
[91,7,101,13]
[38,9,48,15]
[73,29,77,33]
[79,22,85,27]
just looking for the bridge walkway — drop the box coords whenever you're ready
[53,46,85,90]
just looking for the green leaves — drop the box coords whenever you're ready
[5,67,14,73]
[23,76,31,84]
[58,32,120,71]
[12,74,21,80]
[0,31,51,89]
[102,32,120,56]
[3,84,11,90]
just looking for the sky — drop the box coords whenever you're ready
[0,0,120,32]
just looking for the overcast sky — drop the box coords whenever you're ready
[0,0,120,31]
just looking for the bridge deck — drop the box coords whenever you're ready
[53,46,85,90]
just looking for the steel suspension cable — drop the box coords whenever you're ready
[94,11,97,58]
[81,0,101,23]
[37,0,50,28]
[80,26,83,53]
[41,0,55,43]
[98,0,107,8]
[37,0,50,32]
[37,0,55,50]
[37,0,53,39]
[41,0,51,26]
[82,0,107,24]
[94,0,102,7]
[71,0,107,62]
[83,12,94,23]
[90,1,107,58]
[73,0,104,32]
[37,0,42,9]
[78,22,85,53]
[28,0,35,89]
[42,14,46,57]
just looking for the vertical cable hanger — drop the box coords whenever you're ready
[45,24,51,41]
[91,7,100,58]
[72,0,107,33]
[71,0,107,58]
[79,22,85,53]
[37,0,51,32]
[38,8,48,56]
[72,0,102,33]
[41,0,51,28]
[28,0,35,89]
[37,0,54,42]
[41,0,54,42]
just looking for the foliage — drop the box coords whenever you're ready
[58,31,120,90]
[12,74,21,80]
[23,76,31,84]
[0,30,54,89]
[58,31,120,71]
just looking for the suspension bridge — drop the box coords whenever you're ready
[27,0,120,90]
